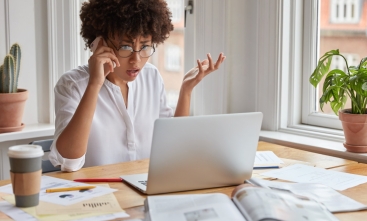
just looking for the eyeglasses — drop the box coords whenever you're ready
[107,38,155,58]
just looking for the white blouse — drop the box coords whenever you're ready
[49,63,173,171]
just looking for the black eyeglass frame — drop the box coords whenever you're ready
[106,38,156,58]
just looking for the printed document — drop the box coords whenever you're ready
[261,164,367,190]
[0,176,117,206]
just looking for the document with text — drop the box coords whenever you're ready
[261,164,367,190]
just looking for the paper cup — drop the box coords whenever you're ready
[8,145,43,207]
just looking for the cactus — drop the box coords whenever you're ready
[0,43,21,93]
[10,44,21,92]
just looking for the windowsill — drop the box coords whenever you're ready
[0,123,55,142]
[260,130,367,164]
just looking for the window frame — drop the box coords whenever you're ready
[280,0,345,141]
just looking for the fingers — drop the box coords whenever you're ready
[98,52,120,68]
[93,46,120,68]
[214,53,225,70]
[197,59,203,72]
[208,53,214,70]
[200,53,225,76]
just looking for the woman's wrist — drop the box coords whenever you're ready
[179,84,193,98]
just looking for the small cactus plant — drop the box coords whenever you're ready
[0,43,21,93]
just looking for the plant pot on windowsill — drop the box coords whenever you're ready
[0,89,28,133]
[310,49,367,153]
[339,109,367,153]
[0,43,27,133]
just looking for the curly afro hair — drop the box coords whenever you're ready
[80,0,174,49]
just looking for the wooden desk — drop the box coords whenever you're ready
[0,141,364,220]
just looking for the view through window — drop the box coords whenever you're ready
[149,0,185,111]
[318,0,366,114]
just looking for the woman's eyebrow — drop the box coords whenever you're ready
[121,39,152,44]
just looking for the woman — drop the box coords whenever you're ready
[49,0,225,171]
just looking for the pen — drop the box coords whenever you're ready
[253,166,280,169]
[73,178,123,182]
[46,186,96,193]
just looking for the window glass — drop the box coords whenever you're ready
[318,0,365,114]
[149,0,184,111]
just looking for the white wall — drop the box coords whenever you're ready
[226,1,258,113]
[226,0,279,131]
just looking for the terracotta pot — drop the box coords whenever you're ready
[0,89,28,133]
[339,109,367,153]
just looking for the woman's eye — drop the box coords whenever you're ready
[141,45,150,51]
[120,45,132,51]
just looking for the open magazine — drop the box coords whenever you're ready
[144,186,338,221]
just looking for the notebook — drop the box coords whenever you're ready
[121,112,263,195]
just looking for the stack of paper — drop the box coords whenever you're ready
[0,176,129,221]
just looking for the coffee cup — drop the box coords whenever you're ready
[8,145,44,207]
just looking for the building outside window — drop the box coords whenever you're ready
[150,0,184,112]
[165,45,181,72]
[317,0,367,115]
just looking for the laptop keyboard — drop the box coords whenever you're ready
[138,180,147,186]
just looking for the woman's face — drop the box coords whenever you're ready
[106,35,153,84]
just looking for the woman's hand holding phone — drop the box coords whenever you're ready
[88,37,120,88]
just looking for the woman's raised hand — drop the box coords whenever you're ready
[88,39,120,88]
[182,53,226,92]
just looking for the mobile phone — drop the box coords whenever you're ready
[90,36,107,53]
[90,36,116,69]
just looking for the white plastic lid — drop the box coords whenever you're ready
[8,145,44,158]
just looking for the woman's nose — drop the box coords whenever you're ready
[129,50,141,63]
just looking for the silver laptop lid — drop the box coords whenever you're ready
[146,112,263,194]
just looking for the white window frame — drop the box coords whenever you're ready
[277,0,345,142]
[48,0,90,123]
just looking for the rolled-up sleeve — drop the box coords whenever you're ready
[49,77,86,172]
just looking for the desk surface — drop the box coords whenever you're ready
[0,141,365,221]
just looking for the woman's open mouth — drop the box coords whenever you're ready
[126,68,140,77]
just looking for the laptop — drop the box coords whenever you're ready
[121,112,263,195]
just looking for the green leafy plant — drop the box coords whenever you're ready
[0,43,22,93]
[310,49,367,115]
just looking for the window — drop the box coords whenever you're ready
[330,0,360,23]
[149,0,185,112]
[300,0,367,130]
[166,0,183,23]
[164,44,181,72]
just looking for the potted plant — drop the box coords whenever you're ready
[310,49,367,153]
[0,43,28,133]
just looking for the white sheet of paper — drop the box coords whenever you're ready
[0,176,117,206]
[261,164,367,191]
[249,178,367,212]
[72,212,130,221]
[0,201,37,221]
[254,151,284,165]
